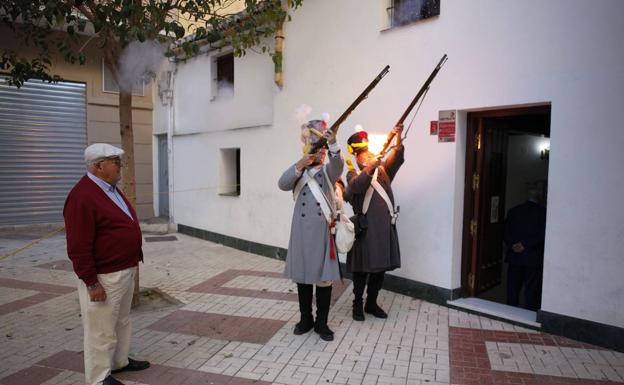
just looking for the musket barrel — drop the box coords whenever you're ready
[378,55,447,157]
[395,54,447,127]
[307,65,390,154]
[328,65,390,133]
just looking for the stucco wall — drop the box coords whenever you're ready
[0,27,154,218]
[173,50,274,134]
[156,0,624,328]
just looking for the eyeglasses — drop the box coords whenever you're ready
[98,157,122,166]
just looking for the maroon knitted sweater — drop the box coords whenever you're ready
[63,175,143,285]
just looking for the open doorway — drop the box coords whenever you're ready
[460,105,550,314]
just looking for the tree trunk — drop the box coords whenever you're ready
[119,90,141,308]
[119,91,136,206]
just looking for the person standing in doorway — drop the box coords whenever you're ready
[278,120,344,341]
[504,189,547,310]
[345,126,404,321]
[64,143,150,385]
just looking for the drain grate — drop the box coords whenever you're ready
[144,235,178,242]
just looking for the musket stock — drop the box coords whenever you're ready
[307,65,390,154]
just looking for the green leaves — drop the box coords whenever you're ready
[194,26,207,40]
[1,0,305,86]
[0,51,61,88]
[180,41,195,57]
[272,51,283,72]
[173,24,186,39]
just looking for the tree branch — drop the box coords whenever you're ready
[76,4,95,23]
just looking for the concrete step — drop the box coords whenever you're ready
[140,217,175,235]
[447,297,541,328]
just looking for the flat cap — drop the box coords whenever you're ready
[84,143,124,164]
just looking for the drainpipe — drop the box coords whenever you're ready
[167,64,177,232]
[274,0,289,88]
[274,29,284,88]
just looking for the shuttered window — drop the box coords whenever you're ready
[0,77,87,225]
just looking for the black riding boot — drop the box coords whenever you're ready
[365,272,388,318]
[352,272,367,321]
[294,283,314,335]
[314,285,334,341]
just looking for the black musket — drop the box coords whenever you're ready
[307,65,390,154]
[378,54,448,156]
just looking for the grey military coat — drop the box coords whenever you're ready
[345,145,404,273]
[278,151,344,284]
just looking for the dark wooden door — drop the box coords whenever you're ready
[475,119,508,293]
[462,115,484,295]
[462,116,507,295]
[462,106,550,297]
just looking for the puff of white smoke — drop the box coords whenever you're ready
[395,0,424,25]
[118,40,166,93]
[294,104,312,127]
[217,80,234,98]
[321,112,331,125]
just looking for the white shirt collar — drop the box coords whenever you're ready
[87,172,116,193]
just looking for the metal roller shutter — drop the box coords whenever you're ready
[0,77,87,226]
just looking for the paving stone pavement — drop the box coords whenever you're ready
[0,231,622,385]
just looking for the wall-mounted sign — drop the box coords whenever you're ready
[430,121,438,135]
[490,196,500,223]
[438,110,456,143]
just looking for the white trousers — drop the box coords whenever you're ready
[77,267,135,385]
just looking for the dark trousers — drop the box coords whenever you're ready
[352,272,385,300]
[507,264,542,310]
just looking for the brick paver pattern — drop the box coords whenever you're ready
[0,232,622,385]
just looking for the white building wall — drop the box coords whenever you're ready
[174,51,274,134]
[155,0,624,328]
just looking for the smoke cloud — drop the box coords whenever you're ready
[321,112,331,126]
[294,104,312,127]
[217,80,234,98]
[118,40,166,93]
[292,105,333,128]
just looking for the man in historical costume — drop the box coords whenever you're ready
[278,120,344,341]
[64,143,150,385]
[345,126,404,321]
[504,189,547,310]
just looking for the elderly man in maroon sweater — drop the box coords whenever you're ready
[64,143,150,385]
